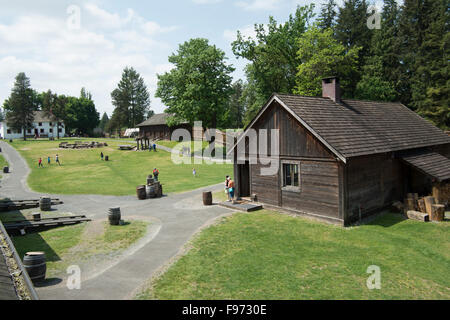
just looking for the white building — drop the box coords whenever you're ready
[0,111,66,140]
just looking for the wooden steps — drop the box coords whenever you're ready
[3,215,91,234]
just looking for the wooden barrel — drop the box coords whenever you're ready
[108,207,121,225]
[147,178,154,185]
[158,185,163,197]
[146,185,157,198]
[3,166,8,174]
[105,156,109,161]
[32,213,41,222]
[136,185,146,200]
[23,252,46,283]
[39,197,51,211]
[0,147,2,152]
[203,192,213,206]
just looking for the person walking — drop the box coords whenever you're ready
[228,178,235,202]
[153,144,157,152]
[153,168,159,181]
[38,158,43,168]
[55,154,61,166]
[192,168,197,178]
[225,176,231,202]
[101,152,104,161]
[47,156,51,166]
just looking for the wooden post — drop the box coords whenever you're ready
[432,183,441,204]
[424,196,436,215]
[404,198,416,211]
[430,204,445,222]
[417,198,426,213]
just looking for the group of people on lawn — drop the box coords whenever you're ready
[38,154,61,167]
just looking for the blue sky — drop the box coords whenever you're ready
[0,0,337,116]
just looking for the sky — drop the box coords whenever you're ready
[0,0,344,116]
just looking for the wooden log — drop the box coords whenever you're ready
[430,204,445,222]
[406,210,429,222]
[417,198,426,213]
[424,196,436,215]
[404,198,416,212]
[432,183,442,204]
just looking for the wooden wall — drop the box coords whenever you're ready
[345,154,402,222]
[244,101,342,222]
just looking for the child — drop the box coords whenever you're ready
[101,152,104,161]
[153,144,157,152]
[192,168,197,178]
[225,176,231,201]
[153,168,160,182]
[47,156,51,165]
[228,179,235,201]
[56,154,61,166]
[38,158,43,168]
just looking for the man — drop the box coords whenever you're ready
[153,168,159,181]
[56,154,61,166]
[225,176,231,202]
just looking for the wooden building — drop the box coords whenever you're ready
[231,77,450,226]
[137,113,191,141]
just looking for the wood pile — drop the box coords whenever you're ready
[119,145,137,151]
[59,141,108,149]
[0,199,63,212]
[403,193,446,222]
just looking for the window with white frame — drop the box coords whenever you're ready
[282,161,301,191]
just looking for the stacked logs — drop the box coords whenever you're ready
[404,193,446,222]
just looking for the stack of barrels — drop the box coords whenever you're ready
[39,197,52,211]
[136,174,163,200]
[108,207,121,226]
[23,252,46,283]
[136,185,147,200]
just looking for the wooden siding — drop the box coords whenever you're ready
[250,162,280,206]
[281,160,340,219]
[346,154,402,221]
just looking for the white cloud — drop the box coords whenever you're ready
[192,0,223,4]
[235,0,282,11]
[0,4,178,115]
[224,25,258,42]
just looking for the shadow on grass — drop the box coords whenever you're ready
[366,212,406,228]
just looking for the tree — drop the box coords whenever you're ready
[80,87,93,100]
[335,0,373,95]
[41,90,68,139]
[318,0,338,30]
[223,80,245,129]
[3,73,36,140]
[65,96,100,135]
[111,67,151,128]
[232,5,315,106]
[98,112,110,131]
[156,38,235,129]
[294,25,360,97]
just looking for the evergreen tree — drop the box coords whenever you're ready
[99,112,110,131]
[111,67,151,128]
[3,73,36,140]
[318,0,338,30]
[224,80,245,129]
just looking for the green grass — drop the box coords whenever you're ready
[11,220,149,277]
[8,138,232,196]
[138,211,450,300]
[157,140,226,157]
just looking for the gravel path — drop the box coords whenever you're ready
[0,140,233,300]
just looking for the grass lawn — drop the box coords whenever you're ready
[11,220,148,278]
[8,138,232,196]
[157,140,226,157]
[137,211,450,300]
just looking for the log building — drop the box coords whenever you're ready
[137,113,191,141]
[231,77,450,226]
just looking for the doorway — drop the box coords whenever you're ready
[238,162,250,197]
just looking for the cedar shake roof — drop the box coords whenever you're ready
[137,113,170,127]
[274,94,450,159]
[400,151,450,182]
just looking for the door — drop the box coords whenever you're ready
[238,162,250,197]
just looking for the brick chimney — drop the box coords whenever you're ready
[322,77,341,103]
